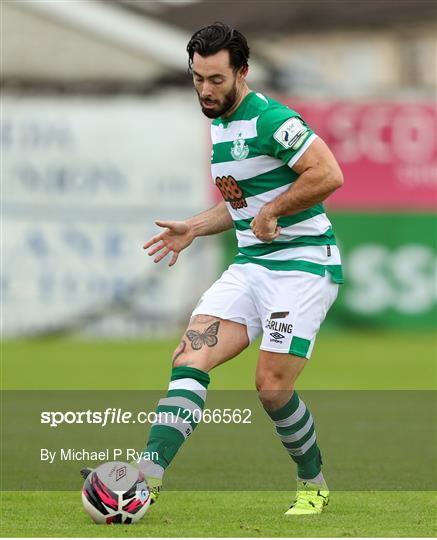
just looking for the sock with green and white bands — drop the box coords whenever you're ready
[266,390,323,481]
[139,366,210,480]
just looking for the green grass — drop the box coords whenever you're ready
[2,330,435,390]
[1,331,436,537]
[1,491,436,537]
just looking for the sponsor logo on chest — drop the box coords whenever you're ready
[215,175,247,209]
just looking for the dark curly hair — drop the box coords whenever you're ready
[187,22,250,73]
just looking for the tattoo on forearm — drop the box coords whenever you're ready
[186,321,220,350]
[172,340,186,365]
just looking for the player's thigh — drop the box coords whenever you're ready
[256,350,307,390]
[254,270,338,410]
[174,264,262,372]
[172,314,249,372]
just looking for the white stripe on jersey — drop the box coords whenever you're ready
[256,92,268,103]
[248,245,342,265]
[235,214,332,247]
[211,116,259,144]
[211,154,284,181]
[287,133,317,168]
[226,184,291,220]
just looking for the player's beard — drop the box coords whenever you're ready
[197,81,238,119]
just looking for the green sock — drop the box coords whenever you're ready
[266,391,323,480]
[141,366,210,477]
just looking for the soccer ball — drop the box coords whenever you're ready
[82,461,151,524]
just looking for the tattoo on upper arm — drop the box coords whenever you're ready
[172,340,187,365]
[186,321,220,350]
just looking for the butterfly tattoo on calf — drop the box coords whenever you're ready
[186,321,220,350]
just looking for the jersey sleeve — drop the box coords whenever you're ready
[257,107,317,168]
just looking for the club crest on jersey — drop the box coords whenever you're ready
[273,117,308,150]
[231,133,249,161]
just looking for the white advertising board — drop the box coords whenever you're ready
[2,93,219,337]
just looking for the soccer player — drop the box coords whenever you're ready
[84,22,344,515]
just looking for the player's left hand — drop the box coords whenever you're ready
[250,208,281,243]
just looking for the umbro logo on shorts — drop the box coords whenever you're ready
[269,331,285,344]
[270,332,285,340]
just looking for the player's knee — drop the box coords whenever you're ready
[256,369,288,391]
[257,389,285,411]
[256,372,295,411]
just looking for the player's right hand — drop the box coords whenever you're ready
[143,220,195,267]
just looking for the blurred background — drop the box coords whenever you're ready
[2,0,436,349]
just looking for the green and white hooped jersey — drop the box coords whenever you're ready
[211,91,343,284]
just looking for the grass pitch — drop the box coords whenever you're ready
[2,330,435,390]
[1,331,436,537]
[1,490,436,537]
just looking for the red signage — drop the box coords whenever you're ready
[287,100,437,210]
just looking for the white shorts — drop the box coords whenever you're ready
[191,263,339,359]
